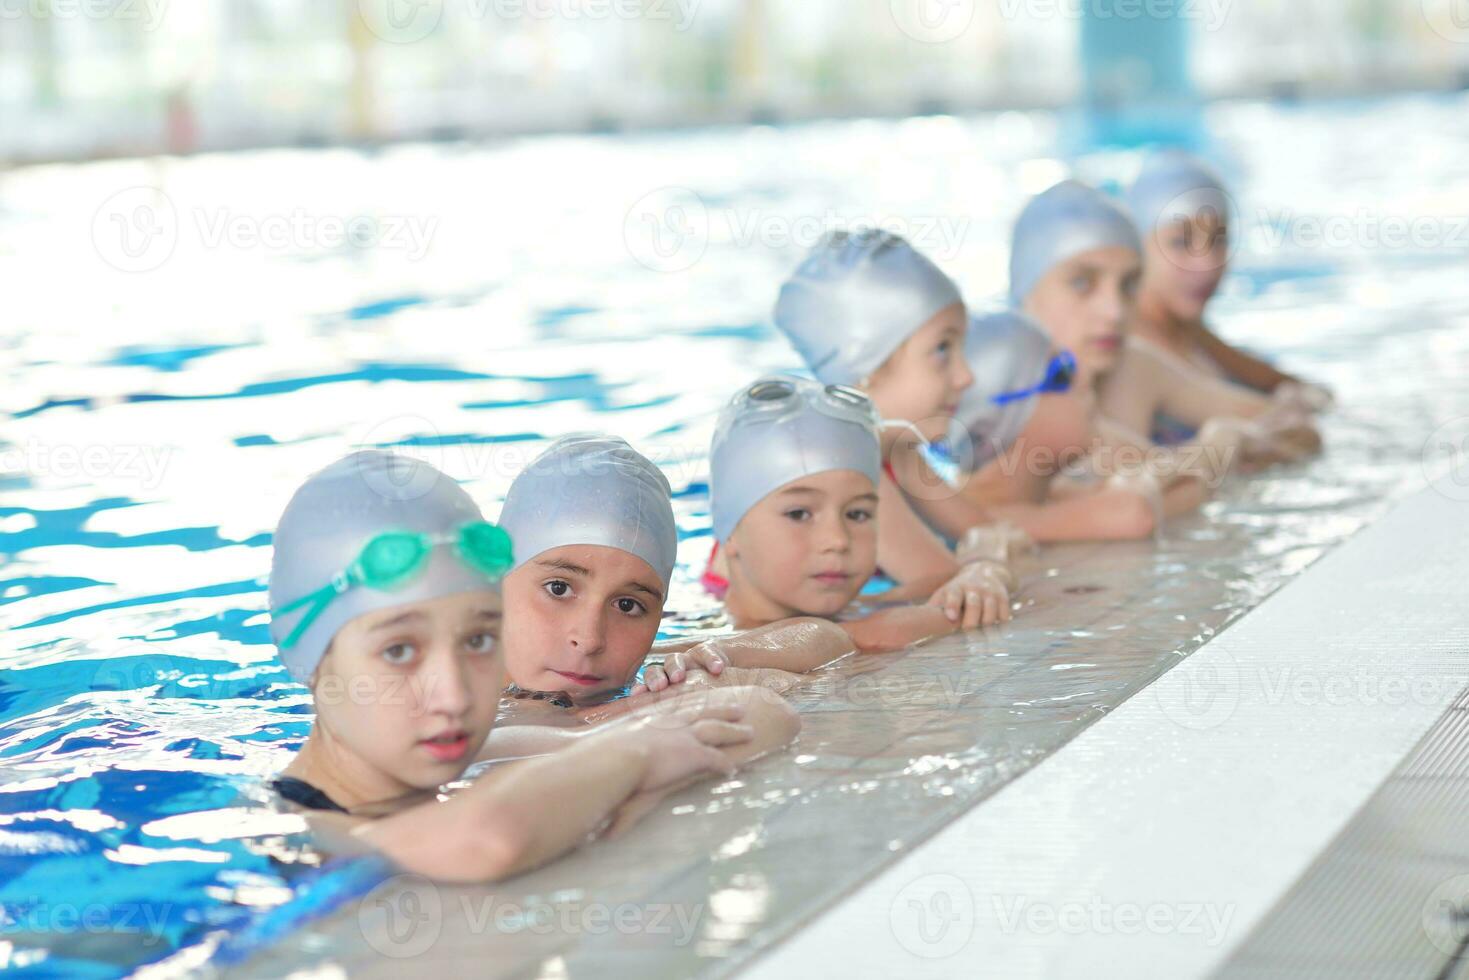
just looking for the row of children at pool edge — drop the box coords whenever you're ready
[263,153,1330,881]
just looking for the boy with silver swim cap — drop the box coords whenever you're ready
[493,433,857,705]
[683,376,1017,667]
[770,229,1018,630]
[496,434,679,702]
[1127,149,1333,409]
[265,450,792,881]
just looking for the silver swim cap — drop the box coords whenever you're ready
[774,229,964,386]
[709,376,882,542]
[497,434,678,590]
[269,451,505,685]
[954,311,1056,469]
[1009,180,1142,306]
[1128,150,1231,234]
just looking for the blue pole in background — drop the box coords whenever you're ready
[1073,3,1203,150]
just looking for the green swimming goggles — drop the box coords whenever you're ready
[274,522,514,651]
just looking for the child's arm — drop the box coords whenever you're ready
[837,604,959,653]
[1187,320,1308,395]
[350,692,791,882]
[636,618,858,691]
[987,491,1160,542]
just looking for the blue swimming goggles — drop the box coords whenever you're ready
[991,350,1077,405]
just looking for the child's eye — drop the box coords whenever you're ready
[544,579,572,598]
[614,597,647,616]
[1069,274,1092,294]
[1123,274,1141,298]
[846,507,874,523]
[464,632,497,655]
[783,508,812,522]
[382,643,417,666]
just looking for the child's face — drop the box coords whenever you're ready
[1142,214,1229,321]
[501,544,665,701]
[311,590,504,793]
[725,469,879,621]
[865,301,973,443]
[1024,246,1142,380]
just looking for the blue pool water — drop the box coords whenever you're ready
[3,92,1469,976]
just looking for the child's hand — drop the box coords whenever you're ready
[957,522,1035,565]
[926,561,1013,630]
[620,696,753,794]
[1105,469,1164,512]
[631,645,729,694]
[1274,380,1334,414]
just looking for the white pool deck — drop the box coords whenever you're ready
[753,471,1469,979]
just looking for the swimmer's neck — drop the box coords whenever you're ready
[722,579,799,632]
[1135,288,1203,341]
[284,726,429,813]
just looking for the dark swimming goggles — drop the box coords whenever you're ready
[991,350,1077,406]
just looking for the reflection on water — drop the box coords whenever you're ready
[3,93,1469,976]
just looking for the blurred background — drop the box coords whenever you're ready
[2,0,1468,162]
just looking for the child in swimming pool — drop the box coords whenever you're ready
[266,450,799,881]
[767,229,1021,623]
[642,376,1007,691]
[495,434,854,713]
[915,309,1178,543]
[977,181,1321,517]
[1127,150,1333,410]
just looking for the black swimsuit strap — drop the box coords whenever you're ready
[270,776,348,814]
